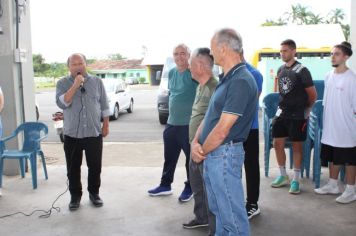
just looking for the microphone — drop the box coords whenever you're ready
[77,72,86,93]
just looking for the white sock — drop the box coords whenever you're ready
[293,169,301,181]
[328,178,338,187]
[279,166,287,176]
[345,184,355,194]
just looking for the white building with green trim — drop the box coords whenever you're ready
[88,59,149,83]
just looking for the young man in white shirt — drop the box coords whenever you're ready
[314,42,356,204]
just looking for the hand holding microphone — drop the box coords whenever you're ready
[75,72,86,93]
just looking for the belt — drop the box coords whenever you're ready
[226,139,242,145]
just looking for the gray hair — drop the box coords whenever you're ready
[192,47,214,69]
[214,28,243,53]
[173,43,191,55]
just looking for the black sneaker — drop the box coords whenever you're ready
[246,203,260,219]
[182,219,208,229]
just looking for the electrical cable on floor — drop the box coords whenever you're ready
[0,180,68,219]
[1,74,85,219]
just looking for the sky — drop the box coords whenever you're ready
[29,0,351,63]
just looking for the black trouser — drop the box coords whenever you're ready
[243,129,260,205]
[64,135,103,197]
[161,124,190,187]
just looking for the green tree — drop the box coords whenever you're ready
[47,63,67,78]
[32,54,51,76]
[86,58,97,65]
[327,8,345,24]
[327,8,349,40]
[341,24,350,40]
[107,53,126,60]
[307,13,324,24]
[262,5,350,40]
[287,4,312,25]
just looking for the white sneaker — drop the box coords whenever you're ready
[0,189,2,197]
[314,182,340,195]
[336,190,356,204]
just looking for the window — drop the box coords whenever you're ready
[136,72,140,77]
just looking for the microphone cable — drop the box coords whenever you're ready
[0,84,86,219]
[0,180,68,219]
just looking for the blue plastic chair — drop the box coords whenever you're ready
[0,122,48,189]
[303,100,345,188]
[313,80,325,100]
[300,80,324,178]
[303,100,323,183]
[262,93,293,177]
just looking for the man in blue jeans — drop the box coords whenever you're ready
[191,29,257,236]
[148,44,197,202]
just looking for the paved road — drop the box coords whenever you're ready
[36,84,165,142]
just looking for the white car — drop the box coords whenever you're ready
[125,77,139,85]
[102,79,134,120]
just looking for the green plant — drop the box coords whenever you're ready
[139,77,146,84]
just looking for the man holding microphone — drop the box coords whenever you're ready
[56,53,110,211]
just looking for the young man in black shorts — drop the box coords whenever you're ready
[271,39,317,194]
[314,42,356,204]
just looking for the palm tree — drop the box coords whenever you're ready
[261,4,349,40]
[341,24,350,40]
[307,13,324,25]
[286,4,298,23]
[327,8,345,24]
[287,4,312,25]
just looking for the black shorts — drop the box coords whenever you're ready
[320,144,356,166]
[272,116,307,141]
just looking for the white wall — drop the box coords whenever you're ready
[350,0,356,71]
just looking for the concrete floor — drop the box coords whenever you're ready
[0,142,355,236]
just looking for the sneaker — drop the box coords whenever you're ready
[148,185,172,196]
[246,203,260,219]
[182,219,208,229]
[178,184,193,202]
[271,175,289,188]
[314,182,340,195]
[289,180,300,194]
[0,189,2,197]
[336,190,356,204]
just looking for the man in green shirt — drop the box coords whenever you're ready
[148,44,198,202]
[182,48,217,234]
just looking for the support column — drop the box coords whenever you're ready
[0,0,36,175]
[350,0,356,70]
